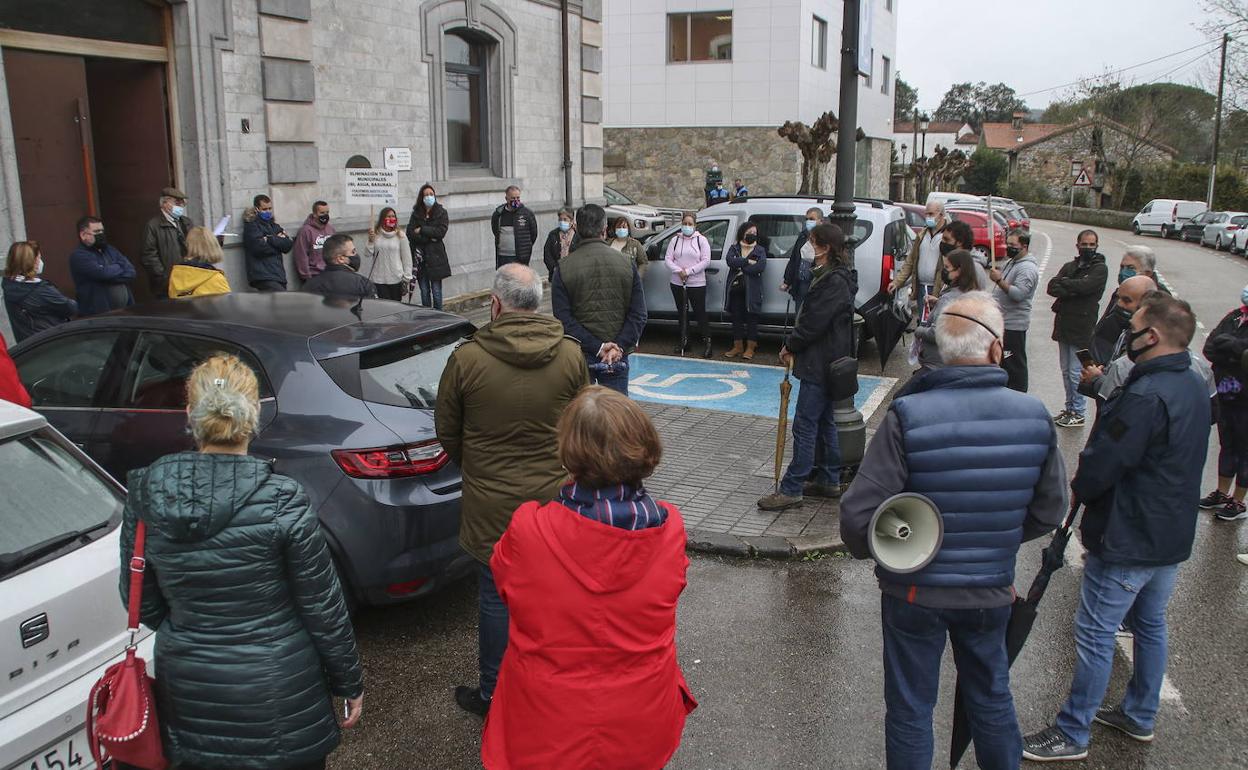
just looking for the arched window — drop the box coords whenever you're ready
[445,30,489,167]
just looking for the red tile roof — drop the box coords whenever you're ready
[956,133,980,145]
[979,122,1065,151]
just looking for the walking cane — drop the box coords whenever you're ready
[679,279,689,357]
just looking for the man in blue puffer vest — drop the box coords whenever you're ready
[842,292,1069,770]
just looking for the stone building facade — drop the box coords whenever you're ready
[0,0,603,309]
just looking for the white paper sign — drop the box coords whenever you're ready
[383,147,412,171]
[345,168,399,205]
[213,215,231,236]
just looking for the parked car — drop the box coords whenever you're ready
[641,196,913,333]
[925,191,981,207]
[897,202,928,234]
[1203,211,1248,251]
[0,401,156,770]
[1132,199,1206,238]
[945,208,1009,261]
[946,201,1029,232]
[603,185,679,240]
[1181,210,1219,242]
[11,293,478,608]
[1233,222,1248,255]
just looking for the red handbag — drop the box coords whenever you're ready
[86,520,169,770]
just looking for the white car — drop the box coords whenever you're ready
[1131,199,1206,239]
[603,185,680,240]
[0,402,155,770]
[641,195,912,332]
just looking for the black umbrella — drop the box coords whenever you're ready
[858,289,910,372]
[949,501,1082,768]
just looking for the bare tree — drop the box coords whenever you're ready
[1201,0,1248,110]
[778,111,865,194]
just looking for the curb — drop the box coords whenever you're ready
[686,530,849,559]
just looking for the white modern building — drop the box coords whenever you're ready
[602,0,898,209]
[891,121,978,167]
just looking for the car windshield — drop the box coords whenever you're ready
[603,186,634,206]
[357,328,468,409]
[0,429,120,574]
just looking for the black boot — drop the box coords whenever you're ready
[702,337,713,358]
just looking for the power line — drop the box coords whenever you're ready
[1016,38,1222,97]
[1138,49,1220,87]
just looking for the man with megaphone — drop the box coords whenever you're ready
[841,292,1069,770]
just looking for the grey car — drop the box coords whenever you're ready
[1202,211,1248,250]
[11,292,476,608]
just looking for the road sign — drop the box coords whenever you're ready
[1070,160,1083,178]
[1073,168,1092,187]
[345,168,398,205]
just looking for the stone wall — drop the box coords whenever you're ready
[1010,123,1174,206]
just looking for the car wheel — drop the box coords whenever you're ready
[1132,221,1141,235]
[1160,225,1169,239]
[1217,235,1225,251]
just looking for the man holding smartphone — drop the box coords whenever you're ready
[990,229,1040,392]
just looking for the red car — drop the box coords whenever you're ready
[946,209,1009,261]
[897,202,928,235]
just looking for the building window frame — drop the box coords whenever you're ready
[881,55,891,95]
[666,11,733,64]
[862,47,873,88]
[444,30,491,169]
[811,16,827,70]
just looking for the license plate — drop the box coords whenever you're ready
[14,729,92,770]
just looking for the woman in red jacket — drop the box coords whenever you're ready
[483,386,696,770]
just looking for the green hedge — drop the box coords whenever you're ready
[1017,202,1136,232]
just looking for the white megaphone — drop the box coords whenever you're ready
[867,493,944,574]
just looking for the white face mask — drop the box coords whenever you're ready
[34,258,44,276]
[800,241,815,262]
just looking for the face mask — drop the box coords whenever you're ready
[1118,265,1137,285]
[615,228,630,239]
[743,233,757,244]
[171,205,186,219]
[1241,286,1248,307]
[1125,326,1157,363]
[383,217,398,229]
[1114,305,1134,322]
[317,213,330,225]
[347,253,361,272]
[423,195,436,208]
[1005,246,1020,258]
[681,225,695,237]
[1078,246,1097,260]
[939,241,955,256]
[925,217,937,230]
[559,221,572,232]
[34,258,43,275]
[509,199,522,209]
[259,210,273,221]
[941,268,952,284]
[800,241,815,262]
[805,219,818,231]
[93,232,107,249]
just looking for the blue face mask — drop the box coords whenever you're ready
[805,219,817,231]
[1118,265,1137,285]
[681,225,695,237]
[615,228,630,239]
[258,210,273,221]
[423,195,436,208]
[558,220,571,232]
[925,216,937,230]
[171,205,186,219]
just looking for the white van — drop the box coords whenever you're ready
[0,402,154,770]
[1131,199,1206,239]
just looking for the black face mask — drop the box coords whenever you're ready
[1005,246,1020,258]
[1114,305,1134,323]
[347,253,361,272]
[317,214,331,225]
[1125,326,1157,362]
[939,241,955,256]
[941,269,952,284]
[92,232,107,249]
[743,233,757,244]
[1078,246,1097,260]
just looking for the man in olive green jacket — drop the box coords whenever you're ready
[435,263,588,717]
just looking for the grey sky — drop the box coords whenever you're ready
[896,0,1218,114]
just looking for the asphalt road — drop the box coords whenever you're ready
[329,220,1248,769]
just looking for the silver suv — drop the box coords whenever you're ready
[0,402,154,770]
[642,196,913,332]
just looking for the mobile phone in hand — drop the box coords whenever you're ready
[1076,349,1094,367]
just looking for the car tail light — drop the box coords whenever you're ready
[386,578,429,597]
[332,440,450,478]
[880,251,894,295]
[1229,225,1241,231]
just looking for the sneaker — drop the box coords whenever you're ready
[1200,489,1232,509]
[803,481,843,498]
[454,685,490,717]
[1055,412,1087,428]
[1093,706,1154,743]
[757,492,803,511]
[1052,410,1070,424]
[1023,726,1089,762]
[1216,499,1248,521]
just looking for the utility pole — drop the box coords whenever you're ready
[1208,33,1230,209]
[829,0,860,240]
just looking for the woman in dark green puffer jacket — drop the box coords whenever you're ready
[119,354,364,770]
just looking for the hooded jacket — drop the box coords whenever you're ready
[2,277,77,342]
[482,500,696,770]
[118,453,363,769]
[242,206,294,287]
[292,214,336,281]
[434,313,589,563]
[167,261,231,298]
[1047,251,1108,346]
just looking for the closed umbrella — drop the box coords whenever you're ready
[773,359,793,492]
[858,289,910,372]
[949,501,1082,768]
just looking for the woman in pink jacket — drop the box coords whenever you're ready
[664,213,713,357]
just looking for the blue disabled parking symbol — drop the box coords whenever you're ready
[628,354,896,420]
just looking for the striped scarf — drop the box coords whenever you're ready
[558,482,667,531]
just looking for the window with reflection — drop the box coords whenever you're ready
[445,31,489,166]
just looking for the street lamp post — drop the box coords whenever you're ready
[918,114,930,201]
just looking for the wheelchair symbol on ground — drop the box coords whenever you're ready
[631,369,751,401]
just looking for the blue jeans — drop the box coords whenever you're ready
[419,274,443,310]
[882,594,1021,770]
[1057,342,1085,416]
[780,381,841,495]
[1055,555,1180,746]
[477,563,508,700]
[586,352,629,395]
